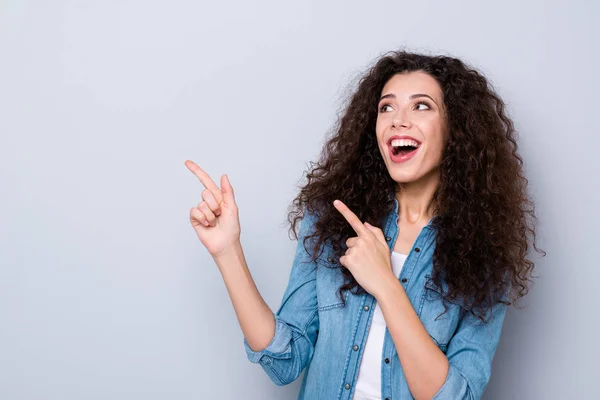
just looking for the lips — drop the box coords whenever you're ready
[388,143,419,163]
[385,134,422,164]
[387,134,422,147]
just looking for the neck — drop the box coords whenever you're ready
[395,168,440,225]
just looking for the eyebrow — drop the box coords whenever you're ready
[378,93,438,105]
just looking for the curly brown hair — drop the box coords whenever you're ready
[286,49,545,323]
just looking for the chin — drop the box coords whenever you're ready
[389,172,418,184]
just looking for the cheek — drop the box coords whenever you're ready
[375,117,384,135]
[427,136,446,164]
[422,122,445,146]
[376,114,393,138]
[375,123,386,144]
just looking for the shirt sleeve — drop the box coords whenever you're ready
[431,295,509,400]
[243,210,320,386]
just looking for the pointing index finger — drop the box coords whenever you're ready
[184,160,224,204]
[333,199,368,237]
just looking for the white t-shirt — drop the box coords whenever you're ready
[352,251,408,400]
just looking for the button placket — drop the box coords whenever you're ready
[343,297,373,398]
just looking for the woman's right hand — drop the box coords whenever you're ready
[185,160,241,259]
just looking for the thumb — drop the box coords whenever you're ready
[220,174,236,205]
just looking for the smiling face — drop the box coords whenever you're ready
[376,71,448,185]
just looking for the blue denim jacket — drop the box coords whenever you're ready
[244,198,508,399]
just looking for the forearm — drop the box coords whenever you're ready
[376,279,449,400]
[214,242,276,352]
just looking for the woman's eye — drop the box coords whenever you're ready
[379,104,392,112]
[414,102,431,111]
[379,102,430,113]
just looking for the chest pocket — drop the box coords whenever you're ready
[417,274,464,353]
[315,250,348,311]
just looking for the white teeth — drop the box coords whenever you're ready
[391,138,420,148]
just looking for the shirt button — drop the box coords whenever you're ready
[353,345,359,351]
[327,257,333,263]
[345,383,351,390]
[385,398,390,400]
[401,278,407,283]
[414,247,420,253]
[386,236,391,242]
[385,358,390,364]
[363,305,370,311]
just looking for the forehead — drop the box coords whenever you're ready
[381,71,442,100]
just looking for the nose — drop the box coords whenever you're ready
[392,109,412,129]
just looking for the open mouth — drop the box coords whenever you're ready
[389,138,421,155]
[391,145,419,156]
[387,137,421,162]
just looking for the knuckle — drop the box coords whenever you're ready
[198,202,214,217]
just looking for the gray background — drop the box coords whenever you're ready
[1,0,598,398]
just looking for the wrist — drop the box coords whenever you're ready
[375,275,404,305]
[213,241,243,266]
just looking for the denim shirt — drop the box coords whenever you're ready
[243,198,508,399]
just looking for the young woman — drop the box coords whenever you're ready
[185,50,544,400]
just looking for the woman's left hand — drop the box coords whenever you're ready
[333,199,398,299]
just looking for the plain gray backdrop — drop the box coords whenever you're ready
[1,0,598,398]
